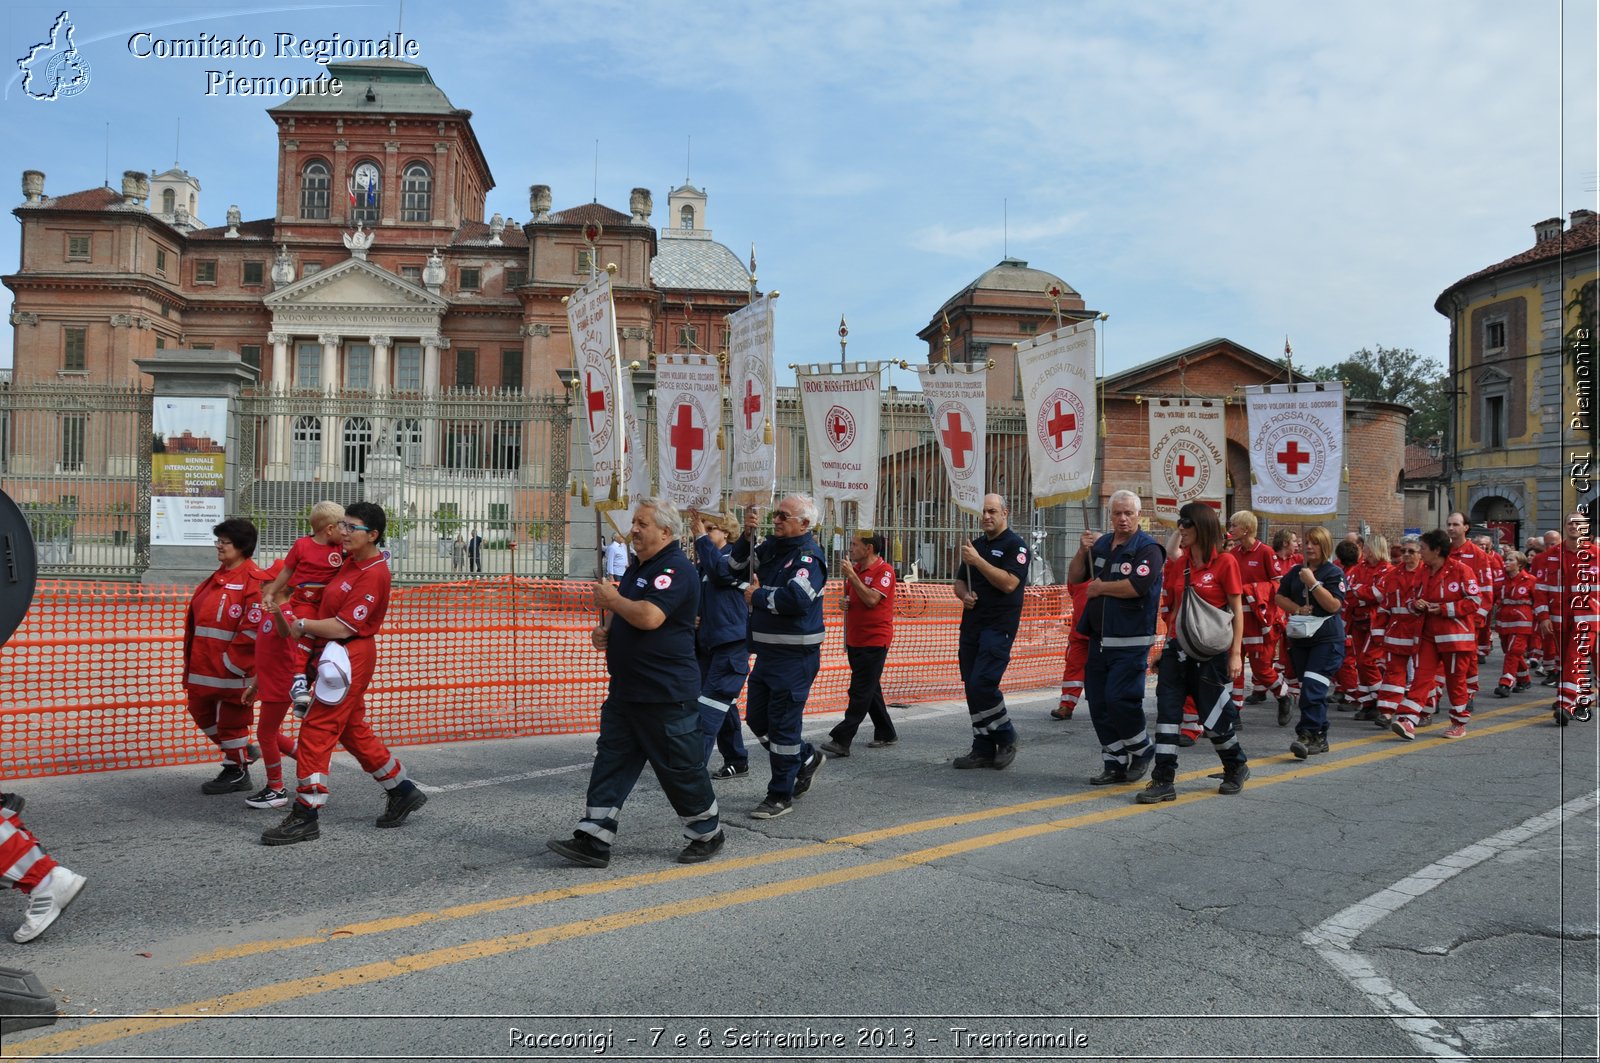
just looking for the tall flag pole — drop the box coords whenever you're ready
[727,292,778,510]
[563,223,627,575]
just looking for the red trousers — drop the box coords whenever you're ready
[1352,628,1384,705]
[1243,623,1287,696]
[293,639,408,811]
[1059,637,1088,712]
[256,699,292,788]
[1400,643,1472,724]
[0,804,56,893]
[186,691,252,767]
[1497,633,1530,687]
[1548,619,1598,713]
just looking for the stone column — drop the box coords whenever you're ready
[265,331,292,477]
[319,333,341,476]
[132,350,260,587]
[370,334,391,396]
[422,334,447,467]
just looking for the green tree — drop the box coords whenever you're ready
[1307,346,1448,444]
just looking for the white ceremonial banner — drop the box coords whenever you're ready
[1245,382,1345,521]
[917,366,988,518]
[727,296,777,507]
[604,369,652,538]
[566,269,627,511]
[1149,399,1227,526]
[1017,320,1097,508]
[797,367,882,531]
[655,355,724,513]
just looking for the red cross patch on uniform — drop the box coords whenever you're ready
[1448,581,1460,593]
[1136,563,1150,577]
[228,604,243,618]
[653,574,672,590]
[352,604,369,621]
[1017,552,1027,564]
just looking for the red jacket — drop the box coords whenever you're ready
[183,562,267,695]
[1497,570,1535,634]
[1417,558,1480,653]
[1352,559,1392,636]
[1378,563,1428,650]
[1451,540,1496,627]
[1232,539,1280,632]
[1533,541,1600,625]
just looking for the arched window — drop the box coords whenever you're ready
[352,162,380,224]
[342,416,372,481]
[401,162,432,222]
[162,188,175,215]
[300,161,330,219]
[680,204,694,230]
[291,416,321,478]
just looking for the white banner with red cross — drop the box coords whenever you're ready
[917,365,988,518]
[604,367,653,538]
[1017,319,1097,508]
[1148,398,1226,526]
[566,269,627,511]
[726,296,777,507]
[1245,381,1344,521]
[655,355,724,513]
[797,366,882,531]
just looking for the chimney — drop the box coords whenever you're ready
[121,170,143,208]
[1533,217,1565,244]
[21,170,44,204]
[629,187,652,225]
[528,184,551,223]
[1571,209,1597,230]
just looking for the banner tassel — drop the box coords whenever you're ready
[716,427,725,450]
[581,483,590,506]
[763,417,773,445]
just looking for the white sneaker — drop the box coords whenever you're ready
[14,866,86,943]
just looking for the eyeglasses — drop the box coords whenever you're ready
[773,511,805,523]
[1400,548,1420,554]
[338,521,371,533]
[214,539,236,548]
[1176,517,1196,529]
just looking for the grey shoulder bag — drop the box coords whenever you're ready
[1173,563,1235,661]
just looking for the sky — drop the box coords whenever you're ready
[1,0,1595,384]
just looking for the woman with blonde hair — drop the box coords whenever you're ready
[1274,526,1347,759]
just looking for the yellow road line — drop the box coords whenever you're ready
[6,705,1558,1059]
[188,700,1544,965]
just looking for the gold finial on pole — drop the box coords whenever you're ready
[942,310,952,366]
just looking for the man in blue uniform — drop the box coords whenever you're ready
[690,511,752,778]
[951,494,1030,769]
[547,498,723,868]
[730,493,827,819]
[1069,489,1164,784]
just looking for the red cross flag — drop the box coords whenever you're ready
[1245,381,1345,521]
[798,367,882,531]
[654,355,723,512]
[566,268,627,511]
[727,295,777,507]
[1017,319,1097,507]
[917,364,988,517]
[1149,398,1226,526]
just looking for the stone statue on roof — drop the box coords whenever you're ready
[342,221,375,259]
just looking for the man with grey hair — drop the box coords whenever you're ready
[950,493,1030,768]
[731,493,828,819]
[1069,488,1164,784]
[548,497,723,868]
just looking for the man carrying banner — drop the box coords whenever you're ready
[689,511,752,778]
[951,494,1030,769]
[1070,489,1163,784]
[731,495,827,819]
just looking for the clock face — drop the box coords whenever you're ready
[354,163,379,190]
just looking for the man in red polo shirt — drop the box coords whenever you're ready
[822,531,899,756]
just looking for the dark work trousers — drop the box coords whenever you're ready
[696,641,750,767]
[958,623,1018,756]
[1289,637,1346,736]
[574,696,720,852]
[830,644,896,747]
[1085,642,1154,771]
[1152,643,1246,784]
[745,649,820,800]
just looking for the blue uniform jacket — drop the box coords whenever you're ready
[694,534,750,651]
[729,530,827,654]
[1077,528,1165,648]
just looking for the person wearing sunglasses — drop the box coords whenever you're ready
[729,495,828,820]
[1389,528,1480,741]
[1372,536,1428,727]
[262,502,427,844]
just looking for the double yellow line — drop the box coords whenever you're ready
[3,703,1558,1058]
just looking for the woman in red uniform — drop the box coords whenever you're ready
[1374,536,1427,726]
[1138,502,1249,802]
[1392,529,1480,741]
[1493,550,1536,697]
[261,502,426,845]
[185,518,267,795]
[1348,534,1391,720]
[1229,511,1291,725]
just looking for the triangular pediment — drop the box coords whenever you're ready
[1473,365,1513,387]
[264,257,446,311]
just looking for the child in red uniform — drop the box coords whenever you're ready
[1493,551,1536,697]
[252,501,345,807]
[1229,511,1291,725]
[262,502,425,845]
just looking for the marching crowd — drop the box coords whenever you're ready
[1,491,1594,942]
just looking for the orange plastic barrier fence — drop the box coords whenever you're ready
[1,578,1072,780]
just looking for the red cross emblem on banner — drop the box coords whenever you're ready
[830,411,849,443]
[670,402,704,471]
[1173,454,1197,486]
[1046,401,1077,448]
[742,378,763,430]
[585,371,607,433]
[942,410,974,470]
[1277,439,1310,475]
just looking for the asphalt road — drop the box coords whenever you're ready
[1,662,1595,1063]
